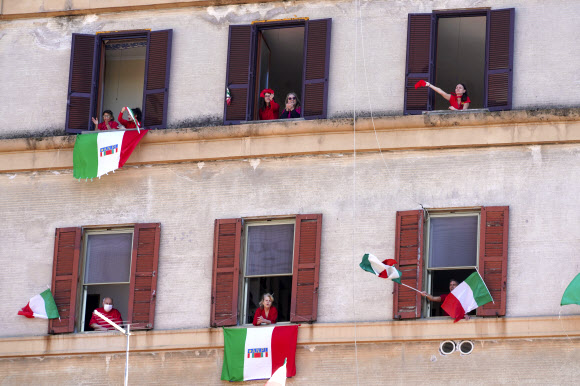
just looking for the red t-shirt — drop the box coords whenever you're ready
[449,93,471,110]
[89,307,123,330]
[97,121,119,131]
[259,101,280,120]
[252,306,278,326]
[118,112,141,129]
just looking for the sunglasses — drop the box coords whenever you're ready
[288,97,296,100]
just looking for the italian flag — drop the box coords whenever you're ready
[441,272,493,322]
[73,130,148,179]
[18,289,60,319]
[221,325,298,382]
[359,253,402,283]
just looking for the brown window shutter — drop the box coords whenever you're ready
[128,223,161,330]
[142,30,173,129]
[65,34,98,133]
[301,19,332,120]
[404,14,434,115]
[485,8,515,111]
[211,219,242,327]
[477,206,509,316]
[48,228,82,334]
[224,25,254,124]
[290,214,322,323]
[393,210,424,319]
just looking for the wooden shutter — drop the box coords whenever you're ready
[48,228,81,334]
[403,14,434,115]
[142,30,173,129]
[301,19,332,120]
[211,219,242,327]
[393,210,424,319]
[485,8,515,111]
[290,214,322,323]
[477,206,509,316]
[128,223,161,330]
[223,25,254,125]
[65,34,98,133]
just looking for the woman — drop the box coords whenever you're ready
[280,92,301,119]
[258,89,279,120]
[416,81,470,110]
[252,293,278,326]
[91,110,119,131]
[118,107,142,129]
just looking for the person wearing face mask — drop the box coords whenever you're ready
[89,297,123,331]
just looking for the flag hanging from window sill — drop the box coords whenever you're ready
[18,289,60,319]
[221,325,298,382]
[441,272,493,322]
[73,130,148,179]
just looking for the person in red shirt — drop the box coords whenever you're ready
[118,107,142,129]
[258,89,280,120]
[421,279,470,320]
[417,81,471,110]
[91,110,119,131]
[89,297,123,331]
[252,293,278,326]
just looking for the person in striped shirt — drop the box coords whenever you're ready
[89,297,123,331]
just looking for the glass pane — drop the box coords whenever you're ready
[428,216,478,268]
[246,224,294,276]
[85,233,132,284]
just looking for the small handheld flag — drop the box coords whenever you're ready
[359,253,402,283]
[125,107,141,132]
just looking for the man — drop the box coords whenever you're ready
[89,297,123,331]
[421,279,470,320]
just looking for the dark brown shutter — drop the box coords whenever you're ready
[477,206,509,316]
[65,34,98,133]
[211,219,242,327]
[48,228,82,334]
[290,214,322,323]
[142,30,173,129]
[403,14,434,115]
[224,25,254,124]
[485,8,515,111]
[301,19,332,120]
[393,210,424,319]
[128,223,161,330]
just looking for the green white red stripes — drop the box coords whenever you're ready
[73,130,148,179]
[441,272,493,322]
[18,289,60,319]
[359,254,402,283]
[221,325,298,382]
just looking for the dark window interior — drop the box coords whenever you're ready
[245,276,292,324]
[429,269,476,316]
[97,38,146,125]
[253,27,305,120]
[434,16,486,110]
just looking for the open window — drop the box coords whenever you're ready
[48,224,160,334]
[404,8,514,114]
[65,30,172,133]
[211,215,322,327]
[223,19,331,124]
[392,207,508,320]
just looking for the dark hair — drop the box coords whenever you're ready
[260,94,273,112]
[102,110,114,121]
[132,108,142,122]
[458,83,469,102]
[449,278,459,285]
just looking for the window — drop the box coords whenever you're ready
[210,215,322,327]
[65,30,172,133]
[392,207,508,320]
[48,224,160,334]
[223,19,331,124]
[404,8,514,114]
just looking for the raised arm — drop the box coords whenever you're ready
[425,82,451,101]
[421,291,442,302]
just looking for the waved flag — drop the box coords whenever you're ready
[441,272,493,322]
[561,272,580,306]
[359,253,402,283]
[18,289,60,319]
[265,359,287,386]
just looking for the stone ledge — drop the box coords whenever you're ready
[0,315,579,358]
[1,108,579,173]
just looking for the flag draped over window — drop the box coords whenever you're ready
[221,325,298,382]
[73,130,148,179]
[441,272,493,322]
[18,289,60,319]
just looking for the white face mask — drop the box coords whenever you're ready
[104,304,113,312]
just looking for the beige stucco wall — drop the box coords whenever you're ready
[1,0,579,137]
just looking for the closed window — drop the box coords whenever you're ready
[404,9,514,114]
[65,30,172,133]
